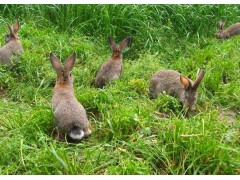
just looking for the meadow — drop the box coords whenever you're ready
[0,4,239,174]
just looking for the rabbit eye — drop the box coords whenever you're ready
[69,72,72,76]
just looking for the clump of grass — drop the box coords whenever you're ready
[155,92,183,114]
[128,79,148,94]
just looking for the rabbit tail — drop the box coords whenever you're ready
[68,126,84,140]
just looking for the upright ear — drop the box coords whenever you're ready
[13,20,20,33]
[192,70,205,90]
[63,52,76,72]
[218,20,225,30]
[180,75,191,90]
[108,36,117,51]
[50,52,62,73]
[119,36,131,51]
[7,23,13,34]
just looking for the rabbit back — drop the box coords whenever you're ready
[150,70,189,99]
[225,23,240,37]
[0,40,23,66]
[95,59,123,88]
[52,87,88,135]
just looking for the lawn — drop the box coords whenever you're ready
[0,4,239,174]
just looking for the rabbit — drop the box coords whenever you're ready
[215,20,240,39]
[94,36,131,88]
[50,52,91,142]
[0,20,24,68]
[149,69,205,112]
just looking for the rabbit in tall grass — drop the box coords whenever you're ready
[150,69,205,112]
[216,20,240,39]
[50,52,91,142]
[0,20,23,68]
[94,36,131,88]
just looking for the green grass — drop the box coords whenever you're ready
[1,4,240,56]
[0,4,240,175]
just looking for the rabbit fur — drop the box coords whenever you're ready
[216,20,240,39]
[149,69,205,111]
[94,36,131,88]
[0,20,23,68]
[50,52,91,142]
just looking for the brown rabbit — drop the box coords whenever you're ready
[0,20,24,68]
[149,69,205,112]
[94,36,131,88]
[50,52,91,142]
[215,20,240,39]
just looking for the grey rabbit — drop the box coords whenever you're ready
[0,20,24,68]
[149,69,205,112]
[94,36,131,88]
[50,52,91,142]
[216,20,240,39]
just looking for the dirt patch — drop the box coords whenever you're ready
[218,108,238,126]
[0,87,8,97]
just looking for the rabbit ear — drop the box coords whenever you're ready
[108,36,117,51]
[63,52,76,72]
[7,23,13,34]
[192,70,205,90]
[180,75,191,90]
[50,52,63,73]
[13,20,20,33]
[218,20,225,30]
[119,36,131,51]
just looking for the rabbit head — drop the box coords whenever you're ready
[50,52,76,86]
[179,70,205,111]
[5,21,20,43]
[109,36,131,60]
[216,20,226,39]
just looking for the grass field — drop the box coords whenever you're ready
[0,4,239,175]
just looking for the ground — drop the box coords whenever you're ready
[0,19,239,175]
